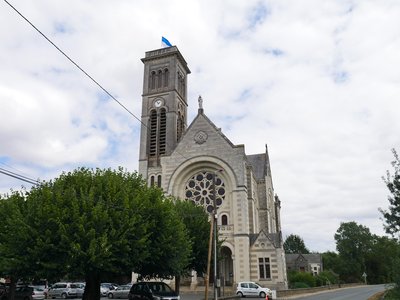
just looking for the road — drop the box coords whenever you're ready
[288,284,387,300]
[179,285,388,300]
[52,284,388,300]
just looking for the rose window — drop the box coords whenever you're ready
[185,171,225,213]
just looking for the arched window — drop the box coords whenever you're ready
[150,71,156,89]
[150,175,155,186]
[157,70,162,88]
[157,175,162,187]
[177,112,184,142]
[159,108,166,155]
[221,215,228,225]
[177,72,182,94]
[149,110,157,156]
[163,68,169,87]
[181,77,185,96]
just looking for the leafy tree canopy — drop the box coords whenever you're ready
[334,221,373,282]
[380,149,400,238]
[1,167,193,300]
[283,234,310,254]
[173,199,210,275]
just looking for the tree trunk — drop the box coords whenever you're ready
[83,272,101,300]
[7,277,17,300]
[174,275,180,294]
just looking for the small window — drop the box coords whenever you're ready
[150,176,155,186]
[157,175,162,187]
[221,214,228,225]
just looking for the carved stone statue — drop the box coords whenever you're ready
[198,95,203,109]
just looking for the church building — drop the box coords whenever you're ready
[138,45,288,291]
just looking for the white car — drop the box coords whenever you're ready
[236,282,272,298]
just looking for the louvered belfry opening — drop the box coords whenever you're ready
[159,108,166,155]
[148,108,167,161]
[149,110,157,157]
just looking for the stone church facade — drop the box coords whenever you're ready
[138,46,288,290]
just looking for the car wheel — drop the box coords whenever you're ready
[108,293,114,299]
[61,293,67,299]
[259,292,266,298]
[237,292,244,297]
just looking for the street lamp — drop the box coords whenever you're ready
[204,169,222,300]
[212,172,218,300]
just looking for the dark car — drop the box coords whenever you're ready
[0,285,34,300]
[128,282,179,300]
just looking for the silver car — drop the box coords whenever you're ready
[107,284,132,299]
[47,282,78,299]
[30,286,45,300]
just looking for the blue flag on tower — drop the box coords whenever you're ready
[161,36,172,48]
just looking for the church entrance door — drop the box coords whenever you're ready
[220,246,233,287]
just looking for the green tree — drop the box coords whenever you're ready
[284,234,310,254]
[0,191,38,299]
[173,200,210,292]
[321,251,341,273]
[174,200,210,275]
[334,221,373,283]
[380,149,400,294]
[25,168,153,299]
[365,236,400,284]
[21,167,191,300]
[133,193,192,281]
[381,149,400,238]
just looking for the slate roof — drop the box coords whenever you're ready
[247,153,266,180]
[285,253,322,265]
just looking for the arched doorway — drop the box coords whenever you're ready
[220,246,234,286]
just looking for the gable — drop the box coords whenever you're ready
[175,111,238,154]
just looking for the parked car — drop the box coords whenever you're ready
[0,284,6,298]
[30,286,45,300]
[101,283,119,297]
[108,284,132,299]
[128,282,179,300]
[236,282,272,298]
[74,283,85,297]
[46,282,79,299]
[0,285,35,300]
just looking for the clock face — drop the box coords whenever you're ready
[154,99,163,107]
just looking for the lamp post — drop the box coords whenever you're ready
[204,169,222,300]
[212,172,218,300]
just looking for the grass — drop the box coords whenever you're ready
[367,291,385,300]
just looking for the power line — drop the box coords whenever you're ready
[2,0,195,186]
[3,0,189,161]
[0,167,39,186]
[3,0,142,125]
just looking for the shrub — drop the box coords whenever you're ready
[288,271,316,289]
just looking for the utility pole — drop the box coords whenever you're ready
[204,213,214,300]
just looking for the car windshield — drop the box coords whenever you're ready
[148,283,172,293]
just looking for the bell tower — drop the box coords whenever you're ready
[139,46,191,177]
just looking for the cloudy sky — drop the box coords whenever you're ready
[1,0,400,252]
